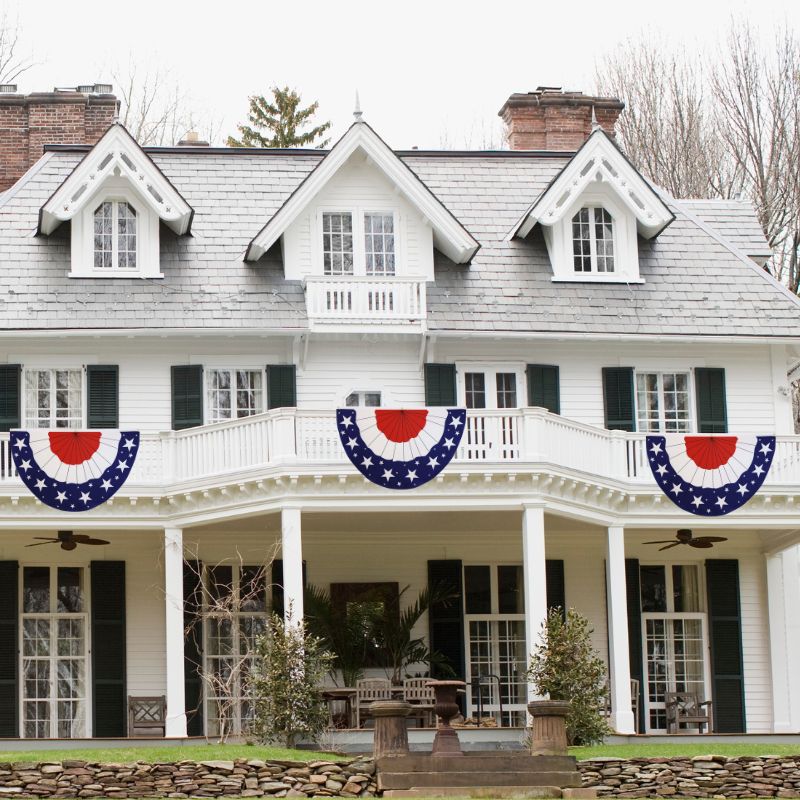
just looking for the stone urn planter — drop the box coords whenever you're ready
[426,679,466,756]
[527,699,571,756]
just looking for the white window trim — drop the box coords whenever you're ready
[18,564,92,739]
[70,181,162,279]
[314,207,401,278]
[456,363,526,410]
[22,366,86,429]
[204,367,266,426]
[634,370,695,434]
[343,389,383,407]
[545,185,642,284]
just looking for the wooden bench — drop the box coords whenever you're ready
[665,691,712,734]
[128,696,166,737]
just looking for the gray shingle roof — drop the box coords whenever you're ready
[679,199,772,261]
[0,147,798,338]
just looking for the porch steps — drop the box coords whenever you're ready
[376,754,583,794]
[384,788,596,798]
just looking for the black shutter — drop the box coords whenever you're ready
[527,365,561,414]
[625,558,645,734]
[91,561,126,737]
[0,561,18,737]
[267,365,297,409]
[87,365,119,429]
[0,365,21,432]
[706,559,745,732]
[696,368,728,433]
[427,560,465,681]
[603,367,636,431]
[171,365,203,430]
[270,559,307,621]
[184,560,204,737]
[424,364,457,406]
[546,559,565,618]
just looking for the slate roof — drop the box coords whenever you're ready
[0,145,798,338]
[679,199,772,261]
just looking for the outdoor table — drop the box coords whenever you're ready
[321,685,405,729]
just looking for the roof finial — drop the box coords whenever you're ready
[591,104,600,132]
[353,91,363,122]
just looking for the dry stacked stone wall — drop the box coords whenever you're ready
[0,758,377,799]
[578,755,800,797]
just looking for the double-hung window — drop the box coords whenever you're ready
[24,369,83,429]
[321,210,397,276]
[345,391,381,407]
[206,369,263,424]
[93,201,137,271]
[636,372,691,433]
[572,206,615,273]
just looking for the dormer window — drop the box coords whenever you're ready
[94,201,137,271]
[320,210,398,277]
[572,207,614,274]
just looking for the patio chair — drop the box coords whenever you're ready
[665,691,712,734]
[403,678,436,728]
[128,695,166,737]
[355,678,392,728]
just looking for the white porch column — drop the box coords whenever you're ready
[522,503,549,702]
[164,527,187,738]
[605,525,636,734]
[767,544,800,732]
[281,507,304,626]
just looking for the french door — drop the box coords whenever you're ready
[460,366,523,461]
[20,566,88,738]
[463,564,527,726]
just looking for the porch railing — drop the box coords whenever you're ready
[2,408,800,489]
[303,276,426,326]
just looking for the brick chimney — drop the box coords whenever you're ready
[499,86,624,151]
[0,84,119,191]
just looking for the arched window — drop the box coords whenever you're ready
[572,206,614,273]
[93,201,137,270]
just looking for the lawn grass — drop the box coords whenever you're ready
[0,743,341,764]
[570,742,800,760]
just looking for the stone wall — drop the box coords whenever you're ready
[579,755,800,798]
[0,758,377,798]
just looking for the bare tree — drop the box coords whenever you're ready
[113,61,222,146]
[0,11,34,85]
[595,22,800,294]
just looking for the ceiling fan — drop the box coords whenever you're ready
[645,528,727,551]
[26,531,110,551]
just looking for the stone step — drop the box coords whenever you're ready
[383,788,597,799]
[378,771,582,791]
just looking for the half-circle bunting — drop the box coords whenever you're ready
[11,430,140,511]
[646,434,775,516]
[337,408,466,489]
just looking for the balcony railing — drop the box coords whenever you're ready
[2,408,799,490]
[304,276,426,327]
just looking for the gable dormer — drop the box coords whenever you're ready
[39,124,193,278]
[245,119,478,276]
[511,129,674,283]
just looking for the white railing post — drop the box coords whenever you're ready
[521,407,547,462]
[608,431,630,480]
[271,409,298,464]
[159,431,176,483]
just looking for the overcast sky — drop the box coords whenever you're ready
[6,0,799,149]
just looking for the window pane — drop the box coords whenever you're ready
[208,566,233,604]
[465,373,486,409]
[594,208,615,273]
[572,207,591,272]
[464,565,491,614]
[640,566,667,613]
[673,565,701,612]
[24,567,50,614]
[116,202,137,269]
[345,392,358,406]
[498,565,524,614]
[93,202,113,269]
[57,568,83,613]
[235,370,262,418]
[240,566,267,612]
[495,373,517,409]
[322,213,354,275]
[364,392,381,407]
[364,213,396,276]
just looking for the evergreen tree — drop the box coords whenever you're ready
[227,86,331,148]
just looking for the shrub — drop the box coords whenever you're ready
[251,612,335,748]
[526,607,610,746]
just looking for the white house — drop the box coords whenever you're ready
[0,83,799,743]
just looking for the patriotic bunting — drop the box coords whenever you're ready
[646,434,775,516]
[336,408,466,489]
[11,430,140,511]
